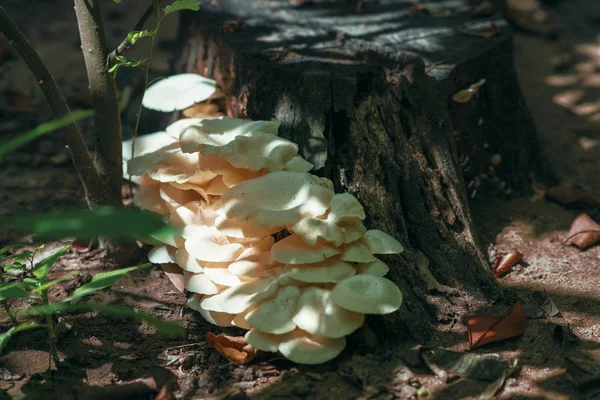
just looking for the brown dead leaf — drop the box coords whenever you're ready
[545,187,600,209]
[452,79,486,103]
[160,263,186,292]
[467,302,526,349]
[206,332,258,364]
[491,251,523,277]
[564,213,600,250]
[3,89,31,110]
[182,102,223,119]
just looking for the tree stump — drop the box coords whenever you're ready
[174,0,545,341]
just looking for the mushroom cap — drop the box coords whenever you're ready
[200,278,278,314]
[173,248,203,273]
[244,329,281,352]
[183,225,246,262]
[187,295,234,327]
[231,307,254,330]
[338,219,367,244]
[148,245,177,264]
[355,258,390,276]
[220,171,334,230]
[329,193,366,222]
[330,275,402,315]
[278,330,346,365]
[271,235,341,265]
[339,240,376,263]
[133,185,170,216]
[122,131,177,181]
[142,73,218,112]
[292,287,364,338]
[361,229,404,254]
[203,268,241,287]
[245,285,301,334]
[182,102,223,119]
[284,155,314,172]
[289,217,344,246]
[184,272,220,295]
[165,118,202,138]
[283,258,355,283]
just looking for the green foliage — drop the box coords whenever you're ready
[2,206,179,241]
[127,29,155,45]
[32,244,71,280]
[62,263,150,302]
[0,246,185,359]
[0,109,94,159]
[163,0,201,15]
[22,303,186,338]
[108,55,144,75]
[0,322,40,353]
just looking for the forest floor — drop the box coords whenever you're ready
[1,0,600,399]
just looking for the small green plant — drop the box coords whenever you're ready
[0,243,185,369]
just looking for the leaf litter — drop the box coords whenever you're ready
[467,302,526,349]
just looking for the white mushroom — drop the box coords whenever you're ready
[289,217,344,246]
[142,73,218,112]
[203,268,241,287]
[147,245,177,264]
[183,225,246,262]
[187,295,234,327]
[330,275,402,314]
[184,272,220,295]
[329,193,366,222]
[355,258,390,276]
[220,171,334,229]
[244,329,281,352]
[245,286,301,334]
[200,278,278,314]
[283,258,355,283]
[339,240,376,263]
[278,329,346,365]
[292,287,364,338]
[361,229,404,254]
[271,234,341,265]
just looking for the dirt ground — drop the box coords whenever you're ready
[1,0,600,399]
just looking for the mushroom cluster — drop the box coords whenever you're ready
[124,74,404,364]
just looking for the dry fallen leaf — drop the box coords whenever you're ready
[467,302,526,349]
[160,263,186,293]
[182,102,223,119]
[492,251,523,277]
[564,213,600,250]
[452,79,486,103]
[206,332,258,364]
[545,187,600,209]
[523,291,560,319]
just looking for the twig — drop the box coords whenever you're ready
[74,0,123,203]
[0,4,112,208]
[107,1,157,67]
[163,342,205,351]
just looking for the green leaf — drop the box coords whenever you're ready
[0,322,41,354]
[32,244,71,281]
[3,262,25,272]
[0,245,23,257]
[0,284,37,301]
[2,207,179,241]
[32,271,78,295]
[62,264,150,302]
[163,0,201,15]
[0,110,95,159]
[113,0,121,3]
[127,29,154,45]
[20,303,186,338]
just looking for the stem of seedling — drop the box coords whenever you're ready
[3,303,17,326]
[129,0,161,198]
[41,292,60,368]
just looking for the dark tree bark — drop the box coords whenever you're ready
[174,0,549,341]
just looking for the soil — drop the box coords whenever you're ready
[1,0,600,399]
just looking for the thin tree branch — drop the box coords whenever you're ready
[107,1,157,66]
[0,4,113,208]
[74,0,123,201]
